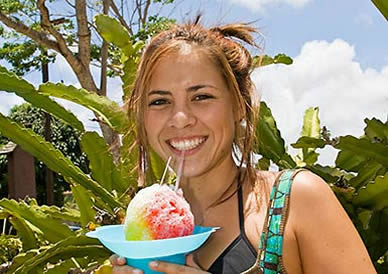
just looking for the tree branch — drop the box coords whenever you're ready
[109,0,133,35]
[37,0,80,67]
[100,0,110,97]
[135,0,143,29]
[0,11,60,52]
[142,0,151,27]
[37,0,97,92]
[75,0,91,67]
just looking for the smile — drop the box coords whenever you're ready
[168,137,207,151]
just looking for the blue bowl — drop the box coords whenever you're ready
[86,225,218,274]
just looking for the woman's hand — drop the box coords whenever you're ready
[110,254,209,274]
[149,254,209,274]
[110,254,143,274]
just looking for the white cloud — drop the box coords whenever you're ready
[0,93,25,115]
[218,0,311,12]
[253,39,388,165]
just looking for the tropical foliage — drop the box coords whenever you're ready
[0,103,88,204]
[0,10,387,274]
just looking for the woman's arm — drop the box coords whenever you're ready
[290,171,376,274]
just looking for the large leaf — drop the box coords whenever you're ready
[81,132,125,193]
[335,136,388,168]
[291,136,326,149]
[39,83,129,133]
[118,131,138,202]
[347,160,384,189]
[39,204,80,223]
[8,215,38,251]
[0,113,122,209]
[353,173,388,210]
[70,183,96,227]
[0,72,84,131]
[253,54,293,68]
[255,101,296,168]
[301,107,320,138]
[358,208,388,261]
[0,199,74,243]
[335,150,367,172]
[9,235,110,274]
[94,14,132,52]
[372,0,388,21]
[149,148,168,183]
[365,118,388,144]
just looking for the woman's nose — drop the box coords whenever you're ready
[167,106,196,129]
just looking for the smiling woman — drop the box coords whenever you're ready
[111,16,376,274]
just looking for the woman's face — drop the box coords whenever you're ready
[144,48,236,178]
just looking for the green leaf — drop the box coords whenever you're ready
[39,204,80,223]
[80,132,125,193]
[70,184,96,227]
[291,136,326,149]
[11,235,111,274]
[335,136,388,168]
[348,160,384,189]
[372,0,388,21]
[256,157,270,170]
[122,57,138,100]
[353,172,388,210]
[39,83,129,133]
[365,118,388,144]
[253,54,293,68]
[0,72,84,131]
[8,215,38,251]
[273,53,293,65]
[149,148,168,182]
[255,101,296,168]
[301,107,320,138]
[335,150,367,172]
[0,113,122,209]
[94,14,132,51]
[0,199,74,243]
[358,209,373,230]
[118,131,138,201]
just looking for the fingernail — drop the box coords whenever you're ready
[118,256,126,263]
[149,261,159,268]
[132,269,143,274]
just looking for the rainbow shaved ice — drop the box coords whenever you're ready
[124,184,194,241]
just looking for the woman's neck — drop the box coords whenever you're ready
[180,156,239,218]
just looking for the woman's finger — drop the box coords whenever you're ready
[149,260,208,274]
[109,254,126,266]
[186,254,201,268]
[110,254,144,274]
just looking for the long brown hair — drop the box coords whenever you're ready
[127,16,261,190]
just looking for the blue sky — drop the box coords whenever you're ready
[1,0,387,165]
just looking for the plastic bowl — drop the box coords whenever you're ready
[86,225,217,274]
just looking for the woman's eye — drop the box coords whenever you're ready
[149,99,169,106]
[193,94,214,101]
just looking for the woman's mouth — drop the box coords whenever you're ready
[167,136,207,152]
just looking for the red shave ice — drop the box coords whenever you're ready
[124,184,194,241]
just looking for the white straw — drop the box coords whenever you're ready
[174,153,185,191]
[160,156,172,184]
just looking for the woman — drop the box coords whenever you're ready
[111,18,376,274]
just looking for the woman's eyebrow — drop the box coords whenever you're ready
[186,84,217,92]
[148,84,217,95]
[148,90,171,96]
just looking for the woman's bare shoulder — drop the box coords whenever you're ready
[287,170,376,273]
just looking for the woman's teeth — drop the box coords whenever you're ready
[169,137,206,151]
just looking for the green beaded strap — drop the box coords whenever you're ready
[242,169,303,274]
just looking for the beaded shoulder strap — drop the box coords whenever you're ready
[242,169,304,274]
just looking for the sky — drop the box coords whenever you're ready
[0,0,387,165]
